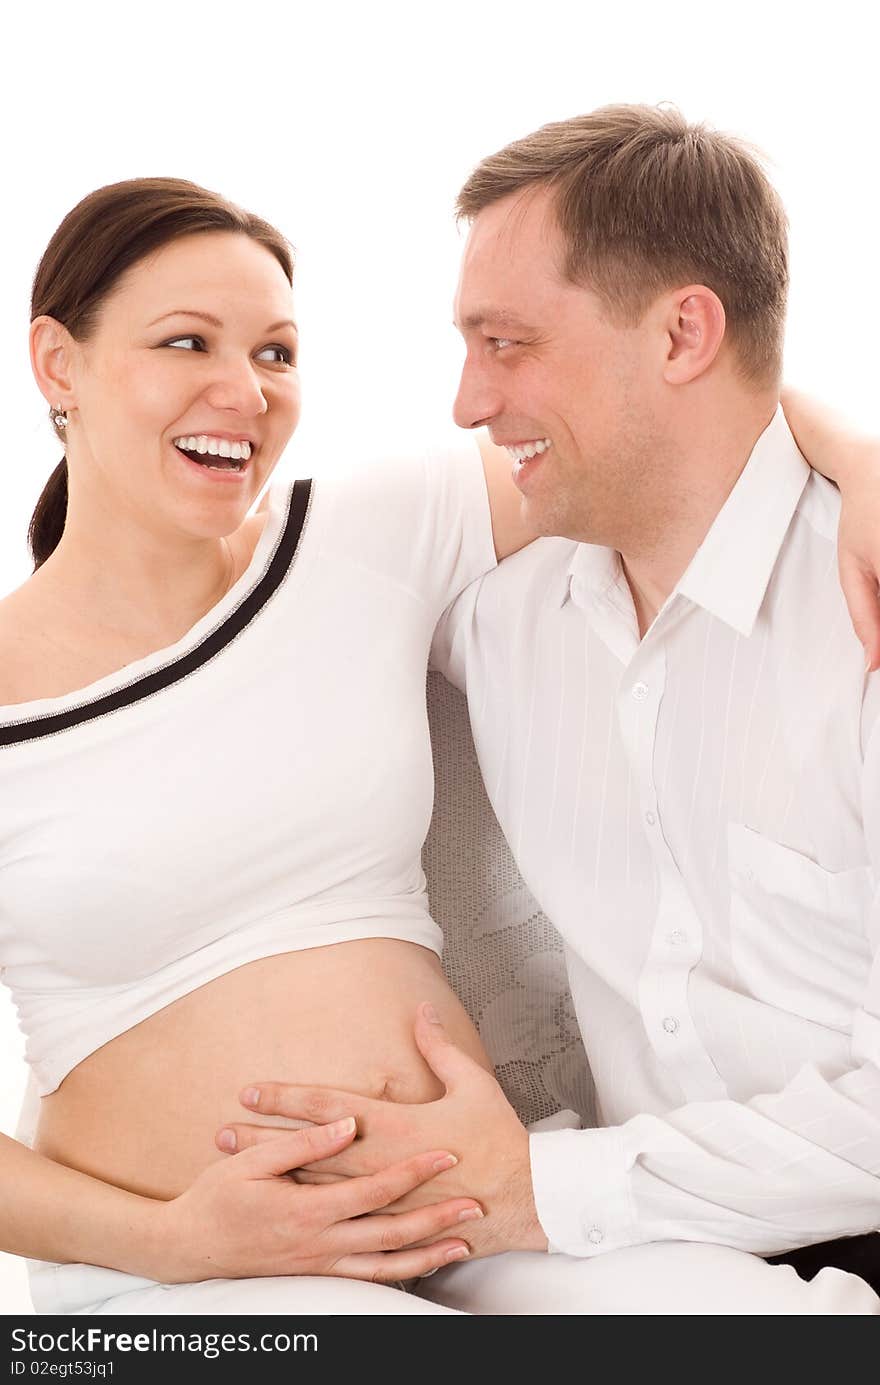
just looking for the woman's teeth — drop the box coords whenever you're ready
[505,439,551,465]
[172,435,253,470]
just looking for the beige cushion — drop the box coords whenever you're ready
[426,672,595,1128]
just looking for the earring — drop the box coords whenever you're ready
[51,405,68,430]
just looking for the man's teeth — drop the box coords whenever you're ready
[172,435,253,463]
[505,439,551,464]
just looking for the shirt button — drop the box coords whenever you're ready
[662,1016,680,1034]
[645,810,656,826]
[587,1226,604,1245]
[632,681,649,702]
[667,930,687,946]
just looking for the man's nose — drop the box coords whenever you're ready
[204,357,269,416]
[453,356,501,431]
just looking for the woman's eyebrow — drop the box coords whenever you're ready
[147,309,297,333]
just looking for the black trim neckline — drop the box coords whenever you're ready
[0,479,313,748]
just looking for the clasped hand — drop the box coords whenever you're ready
[215,1002,549,1260]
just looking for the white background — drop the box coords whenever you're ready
[1,0,877,1313]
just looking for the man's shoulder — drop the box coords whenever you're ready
[793,467,840,545]
[477,535,581,594]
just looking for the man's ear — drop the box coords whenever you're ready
[30,316,77,413]
[662,286,726,385]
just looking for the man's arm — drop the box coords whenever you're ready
[221,965,880,1261]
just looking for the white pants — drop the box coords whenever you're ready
[28,1243,880,1316]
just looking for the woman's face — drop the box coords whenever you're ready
[64,231,300,539]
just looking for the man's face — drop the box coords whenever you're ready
[453,187,671,547]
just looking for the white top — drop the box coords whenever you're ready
[432,408,880,1258]
[0,442,495,1095]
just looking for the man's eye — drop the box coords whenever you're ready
[163,336,206,351]
[256,344,295,365]
[490,337,516,351]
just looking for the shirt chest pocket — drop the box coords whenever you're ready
[726,822,874,1033]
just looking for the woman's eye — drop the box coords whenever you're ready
[164,336,206,352]
[256,344,295,365]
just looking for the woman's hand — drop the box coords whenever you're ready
[151,1116,480,1283]
[781,387,880,669]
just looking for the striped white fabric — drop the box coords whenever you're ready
[432,408,880,1259]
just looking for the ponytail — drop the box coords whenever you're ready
[28,459,68,569]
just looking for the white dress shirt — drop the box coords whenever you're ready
[432,409,880,1258]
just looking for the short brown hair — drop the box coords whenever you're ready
[456,104,788,386]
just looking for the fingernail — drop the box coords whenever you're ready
[433,1154,458,1172]
[444,1245,470,1262]
[423,1003,441,1024]
[458,1207,484,1222]
[328,1117,357,1138]
[217,1128,237,1152]
[241,1087,260,1107]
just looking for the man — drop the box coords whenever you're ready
[225,106,880,1313]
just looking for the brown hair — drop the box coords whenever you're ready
[29,177,294,568]
[456,104,788,386]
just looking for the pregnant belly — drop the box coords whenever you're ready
[34,939,492,1200]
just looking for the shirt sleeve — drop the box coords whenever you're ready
[323,439,496,622]
[428,581,478,690]
[529,712,880,1258]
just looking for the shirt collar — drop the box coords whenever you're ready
[561,406,810,639]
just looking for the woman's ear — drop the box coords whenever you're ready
[662,286,726,385]
[30,316,77,412]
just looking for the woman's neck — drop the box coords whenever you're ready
[35,508,237,648]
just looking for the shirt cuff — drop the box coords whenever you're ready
[529,1125,636,1257]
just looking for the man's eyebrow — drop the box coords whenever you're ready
[147,309,298,333]
[456,308,534,333]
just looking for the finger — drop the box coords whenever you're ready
[332,1240,470,1283]
[218,1125,390,1179]
[322,1148,460,1219]
[216,1122,314,1155]
[229,1118,358,1177]
[839,553,880,671]
[412,1002,482,1094]
[240,1082,376,1125]
[339,1198,484,1255]
[289,1169,347,1186]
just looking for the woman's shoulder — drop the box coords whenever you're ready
[0,577,60,706]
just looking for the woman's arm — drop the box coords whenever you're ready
[479,433,541,560]
[781,387,880,670]
[1,1123,478,1283]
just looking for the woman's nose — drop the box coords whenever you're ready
[204,358,268,415]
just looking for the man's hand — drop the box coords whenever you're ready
[216,1003,549,1259]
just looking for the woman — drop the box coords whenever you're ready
[1,178,877,1316]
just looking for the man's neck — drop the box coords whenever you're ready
[620,391,779,639]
